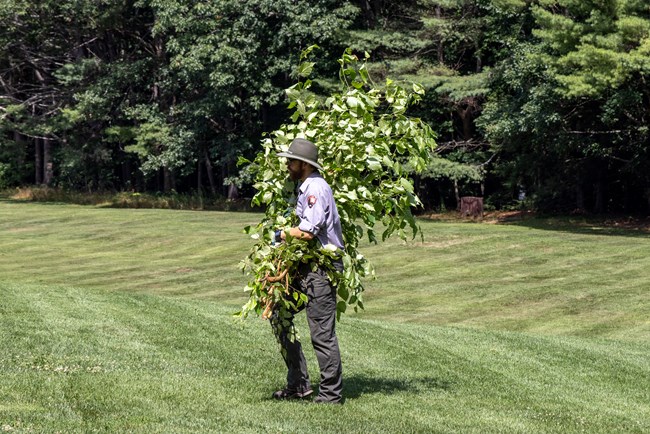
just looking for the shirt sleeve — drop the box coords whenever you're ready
[298,187,327,236]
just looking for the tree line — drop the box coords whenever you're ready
[1,0,649,213]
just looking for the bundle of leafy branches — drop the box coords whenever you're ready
[236,46,437,336]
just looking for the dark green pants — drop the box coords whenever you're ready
[272,262,343,403]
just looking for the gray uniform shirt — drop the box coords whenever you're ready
[296,172,345,250]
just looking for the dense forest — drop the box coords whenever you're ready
[1,0,649,213]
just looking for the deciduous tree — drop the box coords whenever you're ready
[237,47,436,333]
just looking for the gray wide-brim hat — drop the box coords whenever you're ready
[277,138,323,171]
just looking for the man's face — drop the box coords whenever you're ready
[286,158,304,181]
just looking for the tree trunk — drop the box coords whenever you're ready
[14,132,27,169]
[436,6,444,64]
[43,138,54,186]
[575,178,585,211]
[204,149,217,195]
[261,106,269,131]
[362,0,380,27]
[197,157,203,192]
[457,100,476,140]
[35,138,43,185]
[220,164,229,197]
[454,179,460,210]
[153,35,164,100]
[163,167,175,192]
[593,179,604,214]
[121,158,132,190]
[462,113,473,140]
[227,183,238,200]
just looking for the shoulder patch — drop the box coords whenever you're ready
[307,195,317,208]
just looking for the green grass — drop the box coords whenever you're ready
[358,219,650,340]
[1,200,649,433]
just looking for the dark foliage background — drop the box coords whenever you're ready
[2,0,649,214]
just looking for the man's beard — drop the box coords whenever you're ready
[288,168,301,181]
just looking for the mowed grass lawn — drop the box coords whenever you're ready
[1,199,649,433]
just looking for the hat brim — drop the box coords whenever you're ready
[277,152,323,171]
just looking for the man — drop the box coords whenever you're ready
[272,138,344,404]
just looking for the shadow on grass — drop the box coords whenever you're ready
[343,373,452,399]
[420,211,650,238]
[263,374,452,403]
[504,218,650,239]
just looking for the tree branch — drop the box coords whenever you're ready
[434,139,488,153]
[564,130,624,135]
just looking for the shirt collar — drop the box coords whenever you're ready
[298,172,321,193]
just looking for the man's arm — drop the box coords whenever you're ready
[281,227,314,241]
